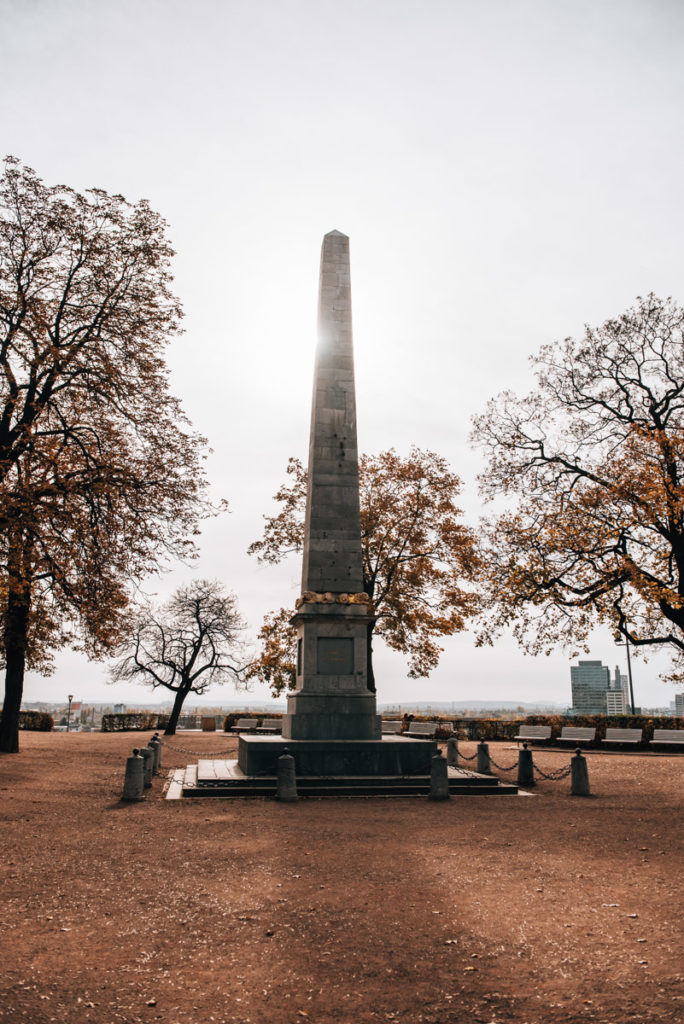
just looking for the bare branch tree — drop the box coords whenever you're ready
[111,580,248,734]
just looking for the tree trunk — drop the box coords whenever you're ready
[0,535,32,754]
[366,620,376,693]
[164,684,191,735]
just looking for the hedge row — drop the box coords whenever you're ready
[0,710,54,731]
[375,713,683,744]
[101,712,169,732]
[452,714,683,743]
[12,711,54,731]
[222,712,268,732]
[102,709,683,743]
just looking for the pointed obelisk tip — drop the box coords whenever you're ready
[324,228,348,239]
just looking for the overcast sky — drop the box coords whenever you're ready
[3,0,684,708]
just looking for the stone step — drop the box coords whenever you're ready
[181,761,517,798]
[183,782,517,797]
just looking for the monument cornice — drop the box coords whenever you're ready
[294,590,370,609]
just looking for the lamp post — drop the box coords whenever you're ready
[616,637,636,715]
[66,694,74,733]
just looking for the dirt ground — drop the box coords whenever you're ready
[0,731,682,1024]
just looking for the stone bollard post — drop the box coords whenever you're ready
[446,736,459,767]
[122,748,145,801]
[276,749,298,803]
[517,742,535,787]
[141,745,154,788]
[571,748,590,796]
[476,740,491,775]
[149,734,161,774]
[429,750,450,800]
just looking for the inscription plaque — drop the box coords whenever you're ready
[317,637,354,675]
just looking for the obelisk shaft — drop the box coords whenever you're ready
[301,230,364,595]
[281,230,380,742]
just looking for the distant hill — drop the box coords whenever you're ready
[378,701,567,713]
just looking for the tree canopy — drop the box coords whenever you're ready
[247,447,481,695]
[111,580,247,735]
[0,157,218,751]
[471,294,684,680]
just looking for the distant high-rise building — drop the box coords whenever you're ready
[607,664,630,714]
[570,660,610,714]
[675,693,684,716]
[606,689,628,714]
[570,660,630,715]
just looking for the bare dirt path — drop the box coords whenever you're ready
[1,732,682,1023]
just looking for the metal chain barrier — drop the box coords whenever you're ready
[158,738,235,758]
[533,761,573,781]
[461,740,575,780]
[488,753,519,772]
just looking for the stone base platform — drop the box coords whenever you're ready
[172,759,518,798]
[238,734,437,777]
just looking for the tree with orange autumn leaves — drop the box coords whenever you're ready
[471,294,684,681]
[0,158,217,752]
[247,448,481,695]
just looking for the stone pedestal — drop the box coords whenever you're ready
[283,600,380,741]
[238,734,437,777]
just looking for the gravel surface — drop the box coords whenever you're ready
[1,731,682,1023]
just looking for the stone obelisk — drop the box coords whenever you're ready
[237,231,436,779]
[283,230,380,741]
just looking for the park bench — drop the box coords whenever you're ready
[230,718,257,733]
[513,725,552,745]
[256,718,282,734]
[650,729,684,747]
[557,726,596,745]
[602,728,643,746]
[381,720,403,734]
[406,721,437,739]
